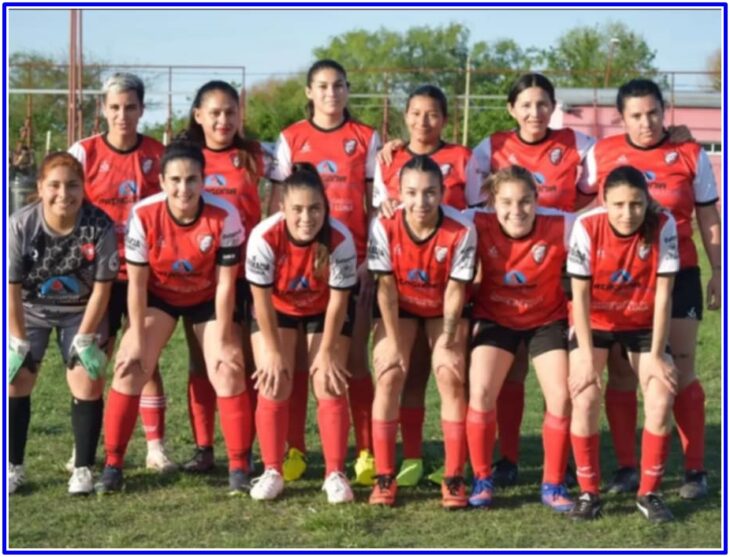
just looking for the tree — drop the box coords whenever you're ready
[244,77,307,142]
[706,48,721,92]
[541,21,658,87]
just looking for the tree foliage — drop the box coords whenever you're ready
[706,48,721,92]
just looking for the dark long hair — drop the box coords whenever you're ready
[399,154,444,192]
[160,140,205,176]
[616,78,665,114]
[603,165,661,244]
[305,59,352,121]
[507,73,556,106]
[406,84,448,118]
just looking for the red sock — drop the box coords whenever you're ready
[442,419,467,478]
[139,395,166,442]
[638,429,671,496]
[104,389,141,468]
[542,413,570,485]
[571,433,601,494]
[287,370,309,453]
[673,380,705,471]
[399,407,425,460]
[497,380,524,463]
[187,375,217,447]
[255,396,289,472]
[317,397,350,475]
[605,388,638,468]
[217,391,253,472]
[466,407,496,478]
[372,419,398,476]
[348,375,374,452]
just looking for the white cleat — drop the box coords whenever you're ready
[250,468,284,501]
[9,464,26,495]
[322,471,354,504]
[68,466,94,495]
[145,443,178,474]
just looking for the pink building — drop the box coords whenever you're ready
[550,88,723,204]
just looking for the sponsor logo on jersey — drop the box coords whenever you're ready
[439,164,452,177]
[343,139,357,155]
[172,259,194,274]
[643,170,656,182]
[81,243,96,261]
[205,174,228,187]
[532,172,546,186]
[568,245,587,265]
[247,255,270,274]
[109,252,120,273]
[198,234,214,253]
[637,242,651,260]
[288,275,310,290]
[665,151,679,165]
[31,248,39,261]
[39,276,80,297]
[616,155,629,165]
[610,269,633,284]
[100,161,111,173]
[503,270,527,285]
[317,160,338,174]
[549,147,564,165]
[434,246,448,263]
[532,243,547,264]
[118,180,138,196]
[406,269,429,283]
[142,158,154,174]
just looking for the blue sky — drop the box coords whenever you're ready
[7,6,723,124]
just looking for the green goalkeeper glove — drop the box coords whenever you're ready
[71,333,107,380]
[8,336,30,384]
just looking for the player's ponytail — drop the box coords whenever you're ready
[482,165,537,207]
[603,165,661,245]
[399,154,444,191]
[305,59,352,121]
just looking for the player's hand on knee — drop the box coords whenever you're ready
[72,333,108,380]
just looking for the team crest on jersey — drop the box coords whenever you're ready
[142,158,154,174]
[81,243,96,261]
[100,161,110,173]
[531,243,547,264]
[508,154,519,165]
[343,139,357,156]
[439,164,452,177]
[549,147,563,165]
[665,151,679,165]
[301,142,312,153]
[109,252,120,273]
[488,245,499,258]
[637,242,651,261]
[434,246,448,263]
[230,152,242,169]
[616,155,629,165]
[198,234,214,254]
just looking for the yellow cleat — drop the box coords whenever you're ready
[396,458,424,487]
[353,449,376,486]
[282,447,307,482]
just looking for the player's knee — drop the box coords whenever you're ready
[375,365,406,393]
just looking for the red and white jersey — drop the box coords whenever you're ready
[584,135,718,269]
[245,213,357,317]
[468,207,573,329]
[69,134,164,280]
[125,191,243,307]
[270,118,380,263]
[465,128,595,212]
[368,205,476,318]
[567,207,679,332]
[372,142,472,210]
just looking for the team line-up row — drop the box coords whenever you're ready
[7,61,721,525]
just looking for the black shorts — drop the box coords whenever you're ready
[568,328,662,354]
[671,266,703,320]
[471,319,568,358]
[560,270,572,302]
[236,279,253,326]
[148,293,219,325]
[108,281,128,338]
[250,304,354,338]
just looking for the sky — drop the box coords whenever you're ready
[6,5,724,125]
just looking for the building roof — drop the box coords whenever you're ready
[556,88,721,109]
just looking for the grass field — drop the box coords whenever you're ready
[7,242,724,550]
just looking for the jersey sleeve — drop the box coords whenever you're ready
[269,133,292,182]
[94,222,120,281]
[449,223,477,282]
[245,226,276,287]
[465,138,491,206]
[329,224,358,290]
[567,217,592,278]
[67,141,87,171]
[563,212,577,251]
[372,161,388,209]
[8,214,24,284]
[367,218,392,274]
[216,207,245,266]
[366,131,381,180]
[657,214,680,275]
[581,144,599,195]
[124,205,149,265]
[693,149,719,205]
[575,131,598,194]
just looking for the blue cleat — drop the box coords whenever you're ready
[468,476,494,508]
[541,482,574,513]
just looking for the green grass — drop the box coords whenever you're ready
[8,238,723,549]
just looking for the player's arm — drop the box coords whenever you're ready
[442,279,466,346]
[696,203,721,310]
[214,263,238,340]
[376,273,400,346]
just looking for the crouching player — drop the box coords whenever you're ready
[8,152,117,495]
[367,155,476,508]
[245,163,357,503]
[95,141,254,494]
[465,166,573,512]
[567,166,680,522]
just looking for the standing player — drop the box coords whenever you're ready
[465,166,573,512]
[584,79,721,497]
[245,164,357,503]
[373,84,472,486]
[567,165,680,522]
[8,152,117,495]
[68,73,172,473]
[177,80,264,473]
[269,59,380,485]
[94,142,254,494]
[368,155,476,508]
